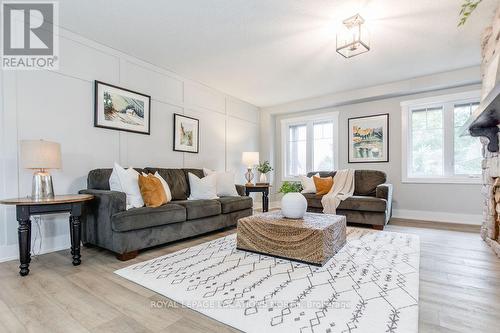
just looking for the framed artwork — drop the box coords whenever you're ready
[173,113,199,153]
[94,80,151,135]
[348,113,389,163]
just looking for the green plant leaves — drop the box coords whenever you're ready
[458,0,482,26]
[279,181,302,194]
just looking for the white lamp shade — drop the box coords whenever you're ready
[242,152,259,168]
[21,140,62,170]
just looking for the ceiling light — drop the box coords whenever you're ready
[336,14,370,58]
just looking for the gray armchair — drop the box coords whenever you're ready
[302,170,393,230]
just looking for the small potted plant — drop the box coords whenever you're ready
[279,181,307,219]
[257,161,273,184]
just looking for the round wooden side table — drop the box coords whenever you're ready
[0,194,94,276]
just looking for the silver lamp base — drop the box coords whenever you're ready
[244,168,254,185]
[32,170,55,200]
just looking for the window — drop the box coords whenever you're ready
[401,91,482,183]
[287,124,307,176]
[282,112,339,180]
[454,102,482,175]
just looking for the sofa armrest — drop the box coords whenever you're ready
[78,189,126,247]
[376,183,393,221]
[235,185,246,196]
[80,189,126,212]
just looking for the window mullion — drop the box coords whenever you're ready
[406,108,413,178]
[306,121,314,172]
[443,103,454,177]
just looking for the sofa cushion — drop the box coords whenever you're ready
[173,199,221,220]
[307,170,386,197]
[145,168,189,200]
[302,193,386,212]
[111,203,186,232]
[338,196,387,212]
[217,196,253,214]
[353,170,386,196]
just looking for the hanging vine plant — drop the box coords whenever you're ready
[458,0,483,26]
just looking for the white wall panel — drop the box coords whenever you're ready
[184,82,226,113]
[1,72,19,247]
[125,101,184,168]
[120,60,183,105]
[57,36,120,84]
[183,108,226,171]
[227,97,259,124]
[226,116,259,185]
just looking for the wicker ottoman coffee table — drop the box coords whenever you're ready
[236,211,346,266]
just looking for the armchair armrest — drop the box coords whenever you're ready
[376,183,393,222]
[376,183,392,200]
[78,189,126,247]
[235,185,246,196]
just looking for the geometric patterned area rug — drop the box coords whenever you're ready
[115,228,420,333]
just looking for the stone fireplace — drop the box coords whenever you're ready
[475,5,500,257]
[481,140,500,257]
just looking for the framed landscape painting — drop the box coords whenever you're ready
[94,81,151,135]
[173,113,199,153]
[348,113,389,163]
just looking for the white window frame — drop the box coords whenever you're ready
[281,112,339,181]
[401,90,481,184]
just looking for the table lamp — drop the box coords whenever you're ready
[242,151,259,185]
[20,140,62,199]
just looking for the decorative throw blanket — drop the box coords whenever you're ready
[321,169,355,214]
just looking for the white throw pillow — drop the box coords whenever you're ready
[188,172,218,200]
[300,173,320,193]
[109,165,122,192]
[112,163,144,209]
[203,168,239,197]
[154,171,172,202]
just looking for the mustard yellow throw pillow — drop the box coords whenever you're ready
[138,174,167,208]
[313,176,334,195]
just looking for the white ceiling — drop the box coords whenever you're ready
[58,0,497,107]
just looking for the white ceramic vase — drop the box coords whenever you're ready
[259,173,268,183]
[281,192,307,219]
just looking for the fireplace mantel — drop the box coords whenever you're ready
[462,83,500,152]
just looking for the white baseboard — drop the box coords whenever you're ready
[0,234,70,263]
[392,209,482,225]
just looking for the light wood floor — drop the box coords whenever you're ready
[0,219,499,333]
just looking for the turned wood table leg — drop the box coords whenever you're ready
[69,215,82,266]
[70,203,82,266]
[16,206,31,277]
[262,190,269,212]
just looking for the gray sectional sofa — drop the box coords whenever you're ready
[79,168,252,260]
[302,170,393,229]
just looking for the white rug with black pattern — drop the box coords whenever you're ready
[115,228,419,333]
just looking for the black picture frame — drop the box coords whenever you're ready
[348,113,389,163]
[94,80,151,135]
[173,113,200,153]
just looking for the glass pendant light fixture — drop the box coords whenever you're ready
[336,14,370,58]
